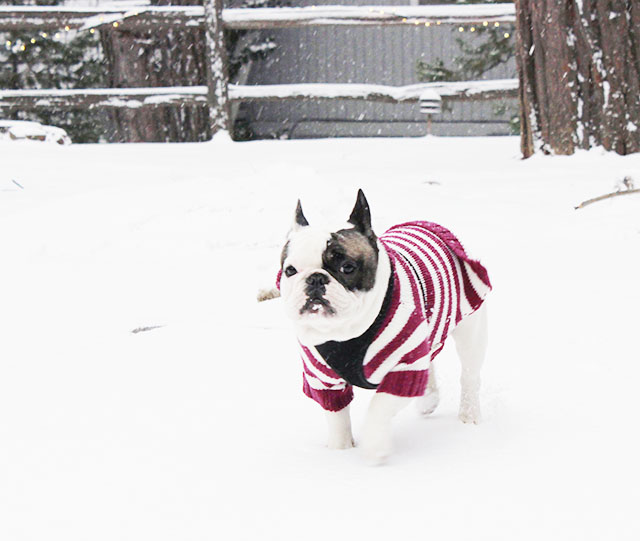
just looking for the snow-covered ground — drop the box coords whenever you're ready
[1,136,639,540]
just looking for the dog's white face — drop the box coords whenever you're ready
[279,191,391,346]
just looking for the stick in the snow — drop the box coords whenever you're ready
[131,325,164,334]
[574,187,640,210]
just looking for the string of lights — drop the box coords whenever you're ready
[3,15,122,54]
[3,9,512,54]
[366,5,512,38]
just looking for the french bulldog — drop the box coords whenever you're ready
[278,190,491,464]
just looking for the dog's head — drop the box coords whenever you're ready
[279,190,389,345]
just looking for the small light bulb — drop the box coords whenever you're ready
[425,22,430,27]
[458,26,464,32]
[483,21,489,27]
[113,22,119,28]
[30,38,36,43]
[65,25,70,31]
[504,32,510,38]
[495,22,500,27]
[470,27,475,32]
[41,32,48,38]
[20,44,26,51]
[90,28,95,34]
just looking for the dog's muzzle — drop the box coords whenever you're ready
[300,273,335,315]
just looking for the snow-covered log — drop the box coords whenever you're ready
[0,4,515,31]
[0,80,518,111]
[0,120,71,144]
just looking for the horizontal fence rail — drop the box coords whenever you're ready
[0,87,209,110]
[0,7,201,31]
[231,81,518,103]
[223,4,516,29]
[0,81,519,110]
[0,4,516,31]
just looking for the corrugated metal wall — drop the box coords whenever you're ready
[238,0,517,138]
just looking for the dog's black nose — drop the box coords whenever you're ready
[306,273,330,288]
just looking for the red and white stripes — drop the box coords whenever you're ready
[301,221,491,411]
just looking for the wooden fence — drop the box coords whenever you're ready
[0,3,518,138]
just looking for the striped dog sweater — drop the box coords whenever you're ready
[293,221,492,412]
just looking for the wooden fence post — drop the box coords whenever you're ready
[203,0,230,137]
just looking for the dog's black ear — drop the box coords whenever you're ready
[293,199,309,229]
[348,189,375,238]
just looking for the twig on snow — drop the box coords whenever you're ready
[131,325,164,334]
[575,179,640,210]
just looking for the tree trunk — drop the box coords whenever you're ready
[515,0,640,157]
[101,0,210,143]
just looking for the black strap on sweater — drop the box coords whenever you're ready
[315,273,394,389]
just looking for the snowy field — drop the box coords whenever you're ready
[1,135,639,540]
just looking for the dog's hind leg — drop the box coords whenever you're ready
[415,362,439,416]
[452,303,488,424]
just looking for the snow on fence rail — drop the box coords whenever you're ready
[223,4,516,29]
[0,81,519,111]
[0,3,518,137]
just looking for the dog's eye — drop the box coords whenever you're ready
[284,265,298,277]
[329,250,344,264]
[340,262,356,275]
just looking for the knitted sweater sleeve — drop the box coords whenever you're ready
[300,345,354,412]
[302,375,353,412]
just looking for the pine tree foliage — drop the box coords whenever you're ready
[415,1,516,131]
[227,0,286,81]
[416,0,515,83]
[0,0,109,143]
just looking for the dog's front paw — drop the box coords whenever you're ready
[327,434,355,450]
[458,399,481,424]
